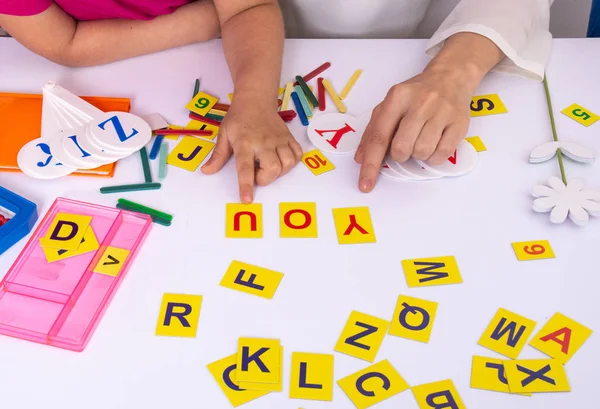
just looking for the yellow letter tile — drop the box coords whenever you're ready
[40,212,92,250]
[163,124,183,140]
[512,240,555,261]
[238,347,284,391]
[389,295,438,343]
[504,359,570,393]
[478,308,537,359]
[334,311,389,362]
[42,226,99,263]
[92,246,130,277]
[529,312,593,364]
[220,260,284,299]
[332,207,376,245]
[207,353,271,407]
[185,91,218,116]
[470,94,508,117]
[167,136,215,172]
[465,136,486,152]
[401,256,462,287]
[185,120,219,140]
[301,149,336,176]
[155,293,203,338]
[470,356,530,396]
[337,359,409,409]
[289,352,334,401]
[280,202,318,238]
[226,203,263,238]
[561,103,600,127]
[412,379,466,409]
[236,338,281,384]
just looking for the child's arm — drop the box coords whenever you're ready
[201,0,303,203]
[0,1,220,66]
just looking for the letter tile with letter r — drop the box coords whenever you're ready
[155,293,203,338]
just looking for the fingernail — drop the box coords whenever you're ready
[242,193,252,203]
[360,178,372,192]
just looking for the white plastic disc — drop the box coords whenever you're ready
[386,156,443,180]
[87,112,152,153]
[17,137,77,179]
[380,164,410,181]
[418,140,478,177]
[307,113,364,154]
[51,127,111,169]
[76,125,127,162]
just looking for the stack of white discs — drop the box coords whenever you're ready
[17,81,151,179]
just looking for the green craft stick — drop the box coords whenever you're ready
[158,142,168,180]
[295,75,319,107]
[117,198,173,222]
[190,79,200,115]
[140,147,152,183]
[100,183,161,194]
[206,113,224,122]
[116,203,172,226]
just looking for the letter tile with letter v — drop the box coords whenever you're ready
[529,312,593,364]
[388,295,438,343]
[236,337,281,384]
[289,352,334,401]
[155,293,203,338]
[92,246,130,277]
[332,207,376,244]
[226,203,263,238]
[167,136,215,171]
[207,353,271,407]
[39,212,93,250]
[504,359,570,393]
[412,379,466,409]
[334,310,389,362]
[220,260,284,299]
[470,356,531,396]
[478,308,536,359]
[337,359,409,409]
[401,256,462,287]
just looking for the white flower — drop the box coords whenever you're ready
[532,177,600,225]
[529,141,595,164]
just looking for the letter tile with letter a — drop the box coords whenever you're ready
[337,359,409,409]
[412,379,466,409]
[280,202,318,238]
[388,295,438,343]
[478,308,536,359]
[155,293,203,338]
[332,207,376,244]
[207,353,271,407]
[401,256,462,287]
[504,359,570,393]
[220,260,284,299]
[289,352,334,401]
[529,312,593,364]
[470,356,531,396]
[167,136,215,171]
[236,337,281,384]
[39,212,93,250]
[226,203,263,238]
[334,311,389,362]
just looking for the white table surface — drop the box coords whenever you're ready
[0,37,599,409]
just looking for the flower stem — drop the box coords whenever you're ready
[543,74,567,185]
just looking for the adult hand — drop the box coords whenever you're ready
[354,32,504,193]
[201,103,303,203]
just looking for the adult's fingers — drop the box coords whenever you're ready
[428,119,469,165]
[276,145,297,177]
[201,134,233,174]
[255,149,282,186]
[288,138,304,162]
[234,148,256,204]
[411,116,448,162]
[389,113,427,163]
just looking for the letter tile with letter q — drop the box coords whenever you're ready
[388,295,438,343]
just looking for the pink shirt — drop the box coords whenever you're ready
[0,0,193,21]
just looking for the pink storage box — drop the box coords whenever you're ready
[0,198,152,351]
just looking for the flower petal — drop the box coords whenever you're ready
[581,189,600,201]
[568,205,590,226]
[548,176,567,193]
[532,184,556,198]
[530,142,559,163]
[550,203,569,224]
[533,197,556,213]
[566,178,584,193]
[581,199,600,216]
[560,141,596,164]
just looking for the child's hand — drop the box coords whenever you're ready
[201,105,303,203]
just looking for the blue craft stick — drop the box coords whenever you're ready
[294,85,313,117]
[149,135,164,160]
[291,92,309,126]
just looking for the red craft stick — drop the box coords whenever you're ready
[189,112,222,126]
[279,110,297,122]
[317,77,326,112]
[155,129,213,136]
[213,103,230,112]
[294,62,331,85]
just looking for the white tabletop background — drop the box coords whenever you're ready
[0,38,599,409]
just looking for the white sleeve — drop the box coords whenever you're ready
[425,0,554,81]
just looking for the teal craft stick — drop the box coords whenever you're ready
[294,85,313,117]
[140,147,152,183]
[206,113,224,122]
[117,198,173,222]
[193,78,200,96]
[116,203,172,226]
[100,183,161,194]
[158,143,168,180]
[295,75,319,108]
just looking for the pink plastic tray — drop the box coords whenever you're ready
[0,198,152,351]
